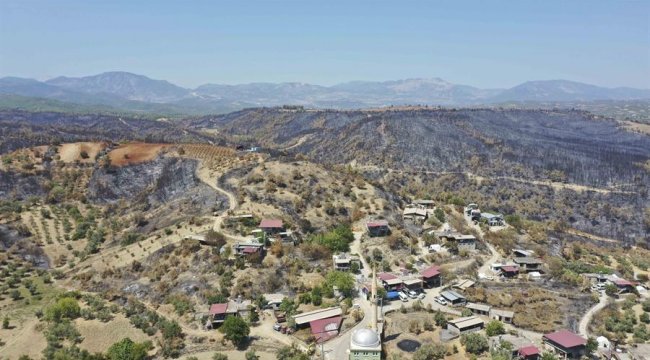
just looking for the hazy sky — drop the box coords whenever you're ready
[1,0,648,88]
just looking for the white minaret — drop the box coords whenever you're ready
[370,266,378,331]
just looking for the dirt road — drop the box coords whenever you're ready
[578,293,609,338]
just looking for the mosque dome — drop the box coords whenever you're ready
[351,328,380,348]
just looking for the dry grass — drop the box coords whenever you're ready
[58,142,108,163]
[0,316,47,360]
[75,313,152,353]
[108,143,170,166]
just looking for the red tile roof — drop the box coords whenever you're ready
[309,316,342,343]
[421,265,441,278]
[209,303,228,315]
[367,220,389,228]
[614,279,635,287]
[501,265,519,273]
[378,272,398,281]
[242,246,259,254]
[260,219,283,228]
[518,345,540,357]
[543,329,587,349]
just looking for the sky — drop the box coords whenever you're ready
[0,0,648,88]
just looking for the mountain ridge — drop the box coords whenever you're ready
[1,72,649,114]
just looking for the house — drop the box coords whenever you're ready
[440,290,467,306]
[611,278,636,294]
[453,279,476,291]
[435,231,477,251]
[378,272,403,291]
[207,298,252,327]
[421,265,442,288]
[500,265,520,278]
[447,316,485,335]
[490,334,538,360]
[262,293,286,310]
[208,303,234,325]
[333,253,361,271]
[466,302,491,316]
[403,207,429,223]
[310,316,343,343]
[482,212,505,226]
[465,204,481,222]
[233,242,265,258]
[412,199,435,209]
[259,219,284,234]
[293,306,343,329]
[542,329,587,359]
[513,257,544,272]
[402,277,424,291]
[367,220,390,237]
[491,309,515,324]
[513,249,535,258]
[518,345,541,360]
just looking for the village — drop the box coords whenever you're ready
[183,195,650,360]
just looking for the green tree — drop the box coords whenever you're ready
[485,320,506,336]
[434,310,447,327]
[212,353,228,360]
[45,297,81,322]
[276,344,310,360]
[219,316,250,348]
[462,333,489,354]
[413,343,446,360]
[107,338,151,360]
[245,350,259,360]
[248,308,259,323]
[325,271,355,297]
[434,208,446,223]
[586,337,598,356]
[540,352,558,360]
[605,283,619,297]
[3,316,9,329]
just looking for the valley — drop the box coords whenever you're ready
[0,106,648,360]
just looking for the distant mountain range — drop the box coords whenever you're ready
[0,71,648,115]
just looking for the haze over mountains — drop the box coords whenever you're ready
[0,71,649,115]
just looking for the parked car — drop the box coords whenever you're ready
[273,323,281,331]
[399,292,409,302]
[434,296,447,305]
[417,293,426,300]
[408,290,418,299]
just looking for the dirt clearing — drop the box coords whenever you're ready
[75,313,151,353]
[59,142,107,163]
[108,143,170,166]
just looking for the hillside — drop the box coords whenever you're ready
[187,107,650,187]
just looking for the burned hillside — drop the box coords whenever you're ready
[188,107,650,187]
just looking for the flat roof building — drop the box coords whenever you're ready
[440,290,467,306]
[447,316,485,335]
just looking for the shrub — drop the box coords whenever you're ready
[461,333,488,354]
[485,320,506,336]
[219,316,250,348]
[106,338,152,360]
[45,297,80,322]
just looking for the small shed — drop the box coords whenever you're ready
[447,316,485,335]
[466,302,491,316]
[367,220,390,237]
[440,290,467,306]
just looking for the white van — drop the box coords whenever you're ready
[399,292,409,302]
